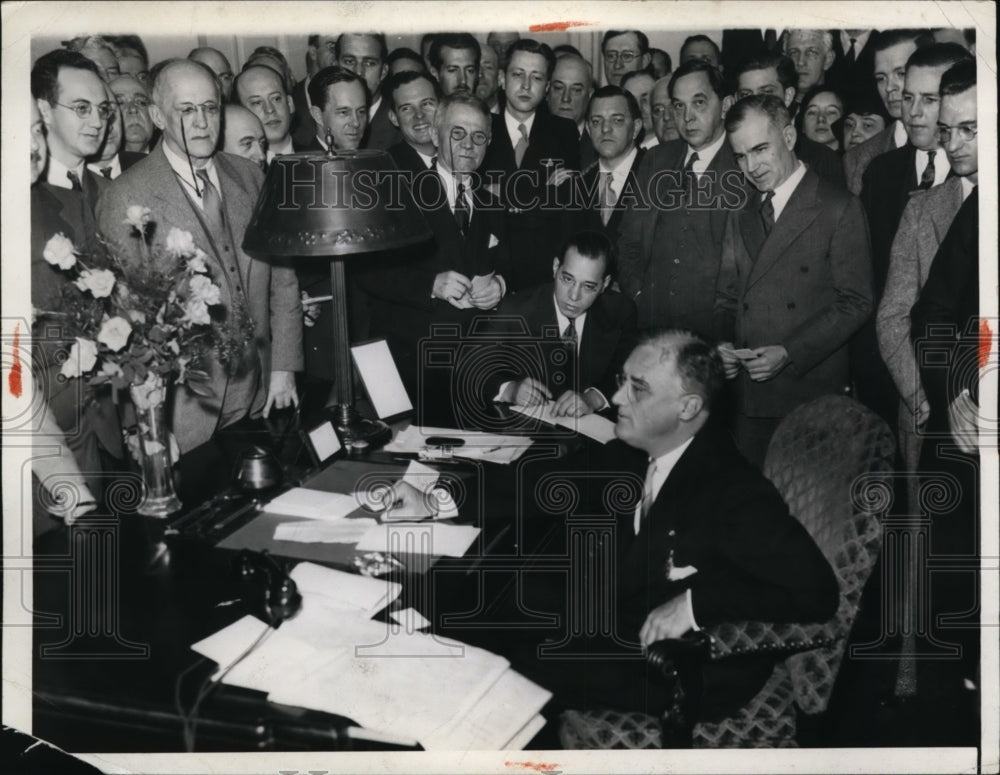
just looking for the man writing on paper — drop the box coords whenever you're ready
[490,231,636,418]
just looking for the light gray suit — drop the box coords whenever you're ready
[843,123,899,196]
[96,145,303,453]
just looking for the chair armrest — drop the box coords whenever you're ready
[645,631,712,679]
[700,620,841,661]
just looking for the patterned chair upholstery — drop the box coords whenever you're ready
[558,395,894,749]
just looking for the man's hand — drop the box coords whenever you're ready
[432,271,472,308]
[551,389,597,418]
[947,388,979,454]
[264,370,298,416]
[382,480,438,520]
[744,345,790,382]
[717,342,742,379]
[915,398,931,428]
[468,275,503,310]
[639,594,693,647]
[507,377,552,407]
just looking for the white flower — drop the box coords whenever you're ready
[123,205,152,232]
[126,308,146,324]
[164,227,196,257]
[43,233,78,270]
[60,338,98,378]
[188,249,209,274]
[74,268,116,298]
[98,360,124,378]
[97,316,133,351]
[183,298,211,326]
[188,274,221,306]
[130,373,165,410]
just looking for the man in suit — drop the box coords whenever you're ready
[336,33,401,151]
[490,231,637,417]
[618,61,750,340]
[188,46,235,101]
[222,104,267,169]
[385,71,440,174]
[469,330,838,722]
[721,28,781,78]
[475,42,503,114]
[877,60,977,480]
[842,29,926,195]
[856,43,972,430]
[87,85,145,180]
[483,39,580,291]
[826,30,880,98]
[621,69,660,150]
[717,95,872,465]
[679,34,722,69]
[783,29,835,104]
[428,33,481,98]
[356,94,509,405]
[564,86,643,247]
[547,54,596,171]
[233,64,300,161]
[306,66,369,152]
[110,74,155,154]
[601,30,650,87]
[649,75,680,143]
[96,58,302,454]
[735,53,847,188]
[291,34,338,149]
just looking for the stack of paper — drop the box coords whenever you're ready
[385,426,533,464]
[290,561,401,617]
[510,402,618,444]
[355,522,481,558]
[264,488,360,520]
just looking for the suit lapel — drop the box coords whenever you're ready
[579,296,616,388]
[143,147,218,262]
[747,170,823,290]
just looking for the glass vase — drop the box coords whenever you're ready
[129,376,182,517]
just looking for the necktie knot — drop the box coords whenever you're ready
[100,166,113,179]
[454,180,470,235]
[919,150,937,190]
[66,170,83,192]
[430,155,438,169]
[562,317,578,345]
[683,151,700,173]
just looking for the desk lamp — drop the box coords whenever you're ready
[244,142,431,448]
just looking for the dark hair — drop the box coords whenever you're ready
[428,33,481,71]
[558,230,615,278]
[939,58,976,96]
[334,32,389,62]
[590,84,642,122]
[245,46,295,92]
[104,34,149,65]
[553,44,583,59]
[505,39,557,78]
[387,47,425,70]
[796,84,845,133]
[680,34,722,62]
[725,93,791,133]
[872,28,931,54]
[433,92,491,127]
[620,68,654,91]
[32,49,103,103]
[640,329,725,412]
[233,64,289,102]
[383,70,440,111]
[149,58,222,104]
[308,65,369,110]
[649,48,672,72]
[668,59,729,101]
[905,41,973,73]
[601,30,650,56]
[841,86,891,123]
[736,52,798,92]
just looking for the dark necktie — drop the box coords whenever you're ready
[562,317,578,347]
[636,458,658,534]
[845,37,857,67]
[454,181,470,236]
[430,155,437,169]
[683,151,700,203]
[919,150,937,190]
[195,168,226,237]
[100,166,113,180]
[760,191,775,235]
[66,170,83,192]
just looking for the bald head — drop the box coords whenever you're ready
[189,46,234,99]
[224,104,267,168]
[234,64,293,146]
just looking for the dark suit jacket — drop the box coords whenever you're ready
[37,168,108,255]
[717,168,873,417]
[843,122,898,195]
[489,282,637,403]
[355,172,510,395]
[96,146,303,453]
[796,134,846,189]
[721,28,782,76]
[388,141,434,175]
[826,31,880,98]
[482,108,581,291]
[614,423,840,718]
[563,146,645,248]
[618,138,753,339]
[579,126,597,173]
[291,77,317,151]
[363,95,403,151]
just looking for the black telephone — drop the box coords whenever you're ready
[235,550,302,625]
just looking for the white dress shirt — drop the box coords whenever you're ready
[960,176,976,201]
[769,160,808,221]
[640,134,660,150]
[46,154,87,190]
[162,141,222,210]
[682,130,726,177]
[892,119,908,149]
[368,95,382,122]
[504,109,536,148]
[435,166,474,216]
[598,146,639,207]
[915,147,951,188]
[87,154,122,180]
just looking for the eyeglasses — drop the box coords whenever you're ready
[116,95,151,111]
[937,124,977,143]
[615,373,652,403]
[449,126,489,145]
[178,102,221,119]
[604,51,639,65]
[557,271,602,295]
[54,101,114,120]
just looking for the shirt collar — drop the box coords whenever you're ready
[915,147,951,188]
[640,134,660,150]
[87,154,122,180]
[435,165,473,210]
[960,176,976,201]
[45,153,86,190]
[415,148,436,169]
[369,95,382,122]
[684,130,726,171]
[769,160,807,221]
[551,295,587,350]
[268,135,295,158]
[892,119,908,149]
[505,109,535,145]
[599,146,638,177]
[162,140,219,202]
[649,436,695,497]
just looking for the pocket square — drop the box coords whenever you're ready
[488,233,499,249]
[667,564,698,581]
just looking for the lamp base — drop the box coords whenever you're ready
[333,405,392,449]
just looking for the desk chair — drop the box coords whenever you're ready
[558,395,894,748]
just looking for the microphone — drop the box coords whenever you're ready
[180,119,202,198]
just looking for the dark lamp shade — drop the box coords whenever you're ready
[242,149,431,258]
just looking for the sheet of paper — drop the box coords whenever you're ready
[263,487,359,521]
[389,607,431,630]
[510,402,617,444]
[190,614,270,666]
[719,345,757,360]
[355,522,481,558]
[504,714,549,750]
[273,517,375,544]
[290,561,401,617]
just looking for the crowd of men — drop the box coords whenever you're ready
[29,27,981,733]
